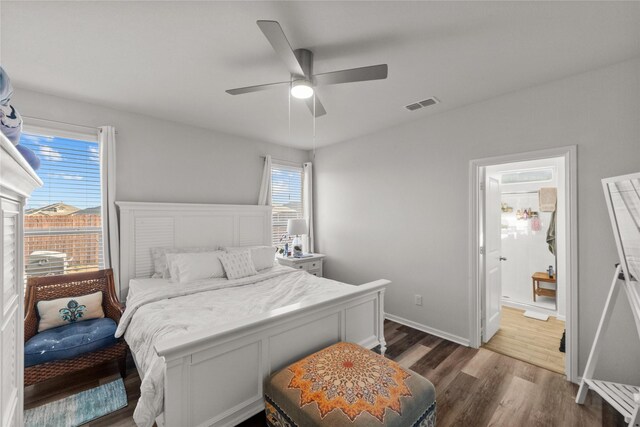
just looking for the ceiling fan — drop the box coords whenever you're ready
[226,20,388,117]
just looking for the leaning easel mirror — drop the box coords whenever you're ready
[604,174,640,286]
[576,172,640,422]
[603,172,640,327]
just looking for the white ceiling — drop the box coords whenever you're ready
[2,1,640,149]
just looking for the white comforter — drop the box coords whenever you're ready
[116,266,355,427]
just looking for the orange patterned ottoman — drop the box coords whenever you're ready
[264,342,436,426]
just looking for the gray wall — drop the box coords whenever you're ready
[313,57,640,382]
[12,88,309,205]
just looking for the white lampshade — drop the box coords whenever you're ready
[287,218,308,236]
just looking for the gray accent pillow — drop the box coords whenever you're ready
[224,246,276,271]
[219,251,258,280]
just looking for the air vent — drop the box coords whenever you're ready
[404,97,439,112]
[419,98,437,107]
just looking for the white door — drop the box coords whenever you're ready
[483,176,503,342]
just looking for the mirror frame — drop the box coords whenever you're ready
[602,172,640,314]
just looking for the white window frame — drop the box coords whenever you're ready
[270,160,305,248]
[21,118,103,279]
[23,118,99,145]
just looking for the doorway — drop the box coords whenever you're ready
[469,147,577,381]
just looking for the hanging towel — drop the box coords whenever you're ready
[547,208,556,255]
[539,187,557,212]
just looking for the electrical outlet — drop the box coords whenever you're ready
[414,295,423,306]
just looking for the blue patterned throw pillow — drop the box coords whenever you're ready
[59,299,87,323]
[37,291,105,332]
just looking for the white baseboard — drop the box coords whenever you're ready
[501,298,560,318]
[385,313,470,347]
[501,299,567,321]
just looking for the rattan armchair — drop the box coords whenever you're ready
[24,269,128,387]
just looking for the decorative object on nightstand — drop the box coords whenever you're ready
[277,253,325,277]
[287,218,308,258]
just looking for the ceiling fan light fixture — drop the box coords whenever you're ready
[291,80,314,99]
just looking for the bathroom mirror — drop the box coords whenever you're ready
[603,173,640,283]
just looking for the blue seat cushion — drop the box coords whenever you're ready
[25,318,118,367]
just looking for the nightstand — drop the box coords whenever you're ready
[277,253,325,277]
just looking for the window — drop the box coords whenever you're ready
[19,130,103,280]
[271,163,304,247]
[500,168,554,184]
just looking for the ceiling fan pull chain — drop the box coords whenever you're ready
[288,79,292,138]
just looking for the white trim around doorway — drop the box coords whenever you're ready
[468,146,578,383]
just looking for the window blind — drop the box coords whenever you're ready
[20,132,103,279]
[271,163,304,247]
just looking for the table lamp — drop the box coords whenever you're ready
[287,218,308,258]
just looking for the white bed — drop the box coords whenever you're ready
[116,202,389,427]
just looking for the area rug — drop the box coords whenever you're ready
[24,378,127,427]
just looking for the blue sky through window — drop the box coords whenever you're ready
[271,168,302,207]
[19,133,101,211]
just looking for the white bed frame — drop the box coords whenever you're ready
[116,202,389,427]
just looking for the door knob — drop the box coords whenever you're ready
[499,257,507,261]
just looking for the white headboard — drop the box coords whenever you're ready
[116,201,272,299]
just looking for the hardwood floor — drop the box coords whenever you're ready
[374,320,621,427]
[483,306,566,374]
[24,320,623,426]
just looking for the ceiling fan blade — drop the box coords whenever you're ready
[257,20,305,77]
[305,95,327,117]
[226,81,289,95]
[313,64,388,86]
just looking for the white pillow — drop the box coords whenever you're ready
[219,251,258,280]
[224,246,276,271]
[168,251,226,283]
[164,253,182,282]
[37,291,104,332]
[150,246,219,278]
